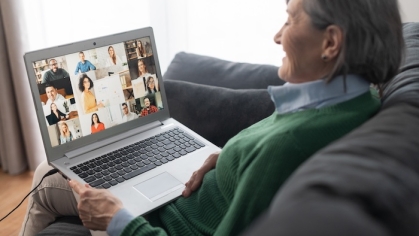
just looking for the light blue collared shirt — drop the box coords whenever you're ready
[107,208,135,236]
[267,74,371,114]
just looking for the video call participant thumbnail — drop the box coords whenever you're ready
[42,58,70,83]
[121,103,137,122]
[44,83,65,107]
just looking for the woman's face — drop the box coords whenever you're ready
[51,103,57,111]
[274,0,326,83]
[138,61,146,74]
[93,115,98,124]
[148,78,155,90]
[108,47,115,57]
[61,124,68,132]
[83,78,90,90]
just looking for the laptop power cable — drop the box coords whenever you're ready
[0,168,59,222]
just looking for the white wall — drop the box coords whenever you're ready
[399,0,419,22]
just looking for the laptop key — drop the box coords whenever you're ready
[130,165,138,170]
[84,176,96,183]
[154,161,162,166]
[161,158,168,164]
[186,146,196,153]
[116,177,125,183]
[94,173,103,178]
[101,183,111,189]
[104,176,112,181]
[193,140,205,147]
[78,173,88,178]
[173,153,181,158]
[179,150,188,156]
[111,173,119,178]
[109,180,118,186]
[87,170,95,175]
[121,162,129,167]
[122,163,156,180]
[90,179,105,187]
[73,169,82,174]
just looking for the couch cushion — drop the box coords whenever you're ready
[163,52,284,89]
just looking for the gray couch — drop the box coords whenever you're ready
[38,22,419,235]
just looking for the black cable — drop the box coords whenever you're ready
[0,168,59,222]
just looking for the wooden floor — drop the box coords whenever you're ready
[0,170,34,236]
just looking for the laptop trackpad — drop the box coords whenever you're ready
[133,172,184,202]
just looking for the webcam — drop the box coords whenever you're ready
[93,42,96,46]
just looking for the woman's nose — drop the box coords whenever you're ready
[274,26,284,44]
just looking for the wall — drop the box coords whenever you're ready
[399,0,419,22]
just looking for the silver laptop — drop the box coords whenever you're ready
[24,27,221,216]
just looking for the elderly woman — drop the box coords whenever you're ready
[20,0,403,235]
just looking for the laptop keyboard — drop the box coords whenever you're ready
[69,127,205,189]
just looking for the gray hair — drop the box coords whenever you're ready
[298,0,404,86]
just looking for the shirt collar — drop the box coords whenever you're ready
[267,74,370,114]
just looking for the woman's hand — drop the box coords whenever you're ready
[69,180,123,231]
[97,102,105,109]
[182,151,221,198]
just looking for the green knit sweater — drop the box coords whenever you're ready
[122,91,380,236]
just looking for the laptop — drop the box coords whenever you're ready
[24,27,221,217]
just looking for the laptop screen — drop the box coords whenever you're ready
[31,36,163,148]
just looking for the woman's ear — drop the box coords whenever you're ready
[322,25,343,61]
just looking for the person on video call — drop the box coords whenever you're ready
[78,73,104,114]
[145,76,158,94]
[47,103,68,125]
[105,46,123,67]
[44,83,65,107]
[42,58,70,83]
[20,0,404,235]
[91,113,105,134]
[136,40,146,58]
[140,97,158,117]
[136,59,152,91]
[74,51,96,75]
[121,103,138,122]
[59,122,74,144]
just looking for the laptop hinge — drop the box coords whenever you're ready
[64,120,162,159]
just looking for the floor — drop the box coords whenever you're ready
[0,170,34,236]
